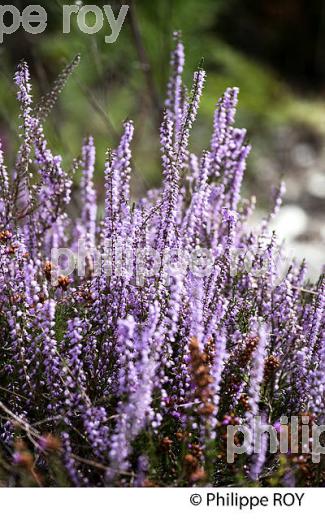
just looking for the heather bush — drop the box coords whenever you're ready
[0,34,324,487]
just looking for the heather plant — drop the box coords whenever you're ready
[0,34,324,487]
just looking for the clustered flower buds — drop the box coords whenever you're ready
[189,337,215,416]
[43,261,53,281]
[264,355,280,381]
[0,230,12,242]
[57,275,70,290]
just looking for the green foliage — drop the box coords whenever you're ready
[2,0,325,205]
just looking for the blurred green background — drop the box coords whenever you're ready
[0,0,324,273]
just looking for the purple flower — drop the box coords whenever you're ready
[0,34,323,488]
